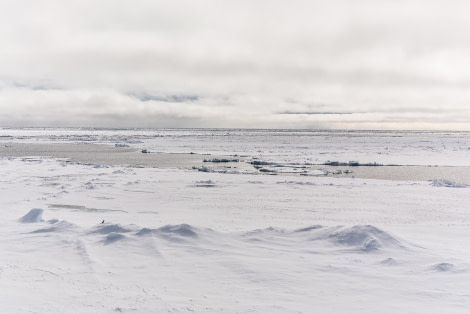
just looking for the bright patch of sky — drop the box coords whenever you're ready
[1,0,470,129]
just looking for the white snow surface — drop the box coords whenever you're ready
[1,128,470,313]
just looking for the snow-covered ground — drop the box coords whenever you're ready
[1,128,470,313]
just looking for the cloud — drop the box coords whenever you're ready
[1,0,470,129]
[130,92,199,103]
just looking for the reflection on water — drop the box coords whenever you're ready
[0,143,205,167]
[317,165,470,184]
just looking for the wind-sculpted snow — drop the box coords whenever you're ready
[136,224,201,242]
[294,225,324,232]
[324,225,403,252]
[16,208,404,253]
[242,225,404,253]
[90,223,134,235]
[5,201,470,313]
[157,224,199,238]
[31,220,78,233]
[104,232,127,244]
[19,208,44,223]
[433,263,455,272]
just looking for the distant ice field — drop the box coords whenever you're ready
[1,127,469,166]
[1,127,470,183]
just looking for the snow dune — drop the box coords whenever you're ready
[18,208,44,223]
[4,203,470,313]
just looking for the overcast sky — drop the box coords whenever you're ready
[1,0,470,130]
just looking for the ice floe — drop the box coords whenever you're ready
[431,179,469,188]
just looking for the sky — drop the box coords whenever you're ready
[1,0,470,130]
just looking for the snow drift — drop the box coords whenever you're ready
[19,208,44,223]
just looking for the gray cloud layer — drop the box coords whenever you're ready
[1,0,470,129]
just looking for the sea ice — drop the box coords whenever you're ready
[2,129,470,313]
[431,178,469,188]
